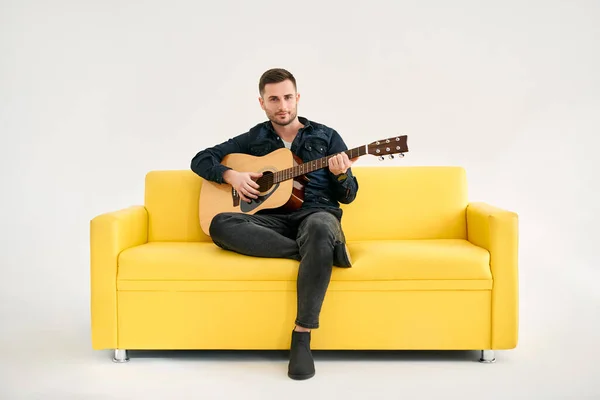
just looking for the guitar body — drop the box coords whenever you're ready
[199,148,307,236]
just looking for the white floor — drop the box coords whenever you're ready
[1,252,599,400]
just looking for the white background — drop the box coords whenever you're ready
[1,0,599,398]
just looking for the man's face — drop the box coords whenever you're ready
[258,79,300,127]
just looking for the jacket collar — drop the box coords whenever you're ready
[264,116,312,135]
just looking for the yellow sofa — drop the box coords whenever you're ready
[90,166,519,363]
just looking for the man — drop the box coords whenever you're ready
[190,68,359,380]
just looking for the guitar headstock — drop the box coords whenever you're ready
[367,135,409,160]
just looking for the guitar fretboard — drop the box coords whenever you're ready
[273,146,367,183]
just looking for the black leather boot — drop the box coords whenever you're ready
[288,330,315,380]
[333,242,352,268]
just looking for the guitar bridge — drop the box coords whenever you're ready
[231,188,240,207]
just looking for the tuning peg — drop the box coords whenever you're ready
[389,155,394,159]
[398,153,405,158]
[378,156,385,161]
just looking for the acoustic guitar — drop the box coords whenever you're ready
[198,135,409,235]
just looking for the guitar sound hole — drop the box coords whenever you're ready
[256,171,275,193]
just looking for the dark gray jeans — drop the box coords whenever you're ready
[208,207,346,329]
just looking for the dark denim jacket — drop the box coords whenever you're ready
[190,116,359,212]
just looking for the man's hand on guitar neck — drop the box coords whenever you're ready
[223,170,263,203]
[328,152,358,176]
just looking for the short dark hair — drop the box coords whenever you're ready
[258,68,297,97]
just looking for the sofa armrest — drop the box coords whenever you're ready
[467,202,519,349]
[90,205,148,350]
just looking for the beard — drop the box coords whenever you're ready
[268,108,298,126]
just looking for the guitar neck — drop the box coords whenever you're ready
[273,145,367,183]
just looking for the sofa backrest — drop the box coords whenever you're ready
[144,166,468,242]
[339,166,468,240]
[145,170,210,242]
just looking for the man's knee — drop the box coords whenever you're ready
[208,212,238,240]
[301,212,340,242]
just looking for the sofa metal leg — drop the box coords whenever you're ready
[112,349,129,363]
[479,350,496,363]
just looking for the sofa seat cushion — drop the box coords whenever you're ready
[117,239,491,291]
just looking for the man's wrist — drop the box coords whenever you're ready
[335,172,348,182]
[222,168,235,184]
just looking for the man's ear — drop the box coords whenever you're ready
[258,96,265,110]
